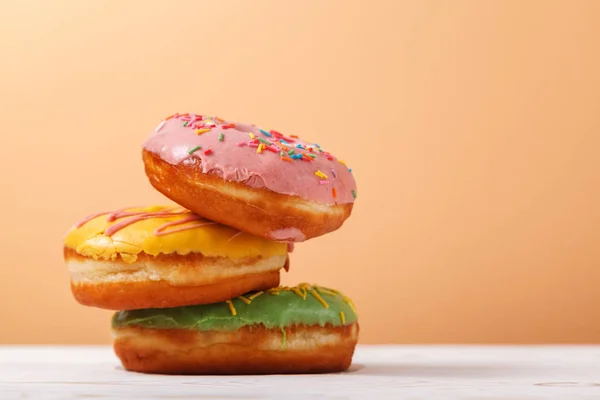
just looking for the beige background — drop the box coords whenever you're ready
[1,0,599,344]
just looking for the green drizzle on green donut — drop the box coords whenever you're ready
[112,284,358,331]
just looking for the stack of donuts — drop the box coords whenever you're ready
[63,113,359,375]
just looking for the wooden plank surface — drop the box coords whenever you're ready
[0,345,599,399]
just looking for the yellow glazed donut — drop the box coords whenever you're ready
[64,205,289,310]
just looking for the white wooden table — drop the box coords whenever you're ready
[0,345,599,399]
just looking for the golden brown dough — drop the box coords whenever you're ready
[143,150,353,242]
[65,249,285,310]
[113,323,359,375]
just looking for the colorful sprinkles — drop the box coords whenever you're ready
[226,300,237,316]
[187,145,202,155]
[264,284,346,310]
[311,289,329,309]
[315,170,328,179]
[344,296,357,314]
[248,291,263,300]
[161,114,356,200]
[317,288,339,296]
[214,284,356,325]
[155,120,166,132]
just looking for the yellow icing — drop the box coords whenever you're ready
[64,205,287,263]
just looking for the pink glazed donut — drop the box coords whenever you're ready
[142,113,357,242]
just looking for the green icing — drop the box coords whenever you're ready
[112,284,358,331]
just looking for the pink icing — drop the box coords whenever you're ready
[75,207,212,237]
[153,215,216,236]
[104,213,176,236]
[75,211,110,228]
[143,114,357,205]
[269,227,306,242]
[227,230,244,242]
